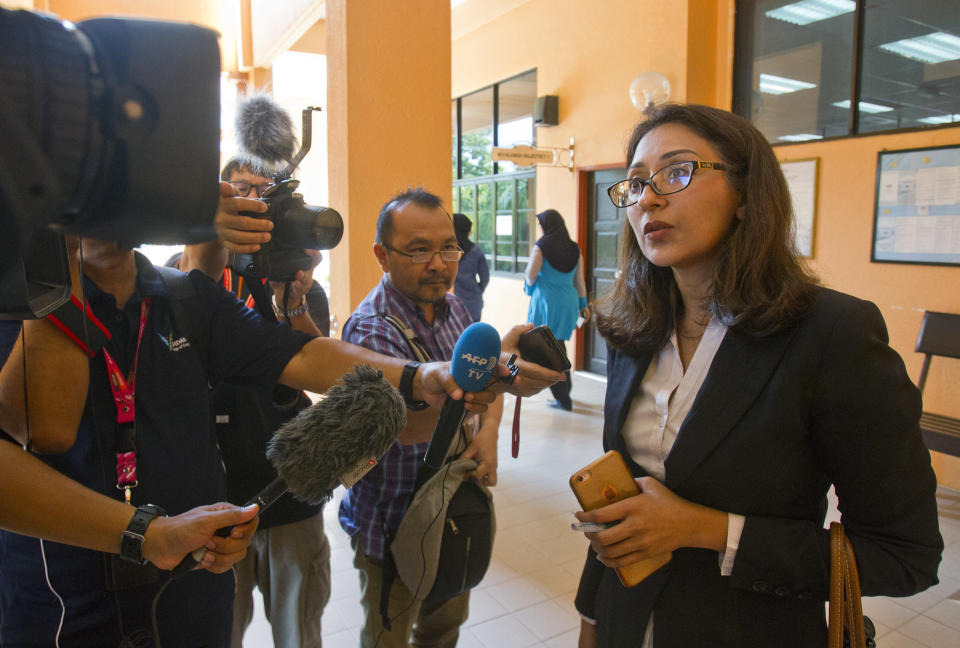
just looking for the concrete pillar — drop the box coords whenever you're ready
[326,0,452,331]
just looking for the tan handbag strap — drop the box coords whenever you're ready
[828,522,867,648]
[829,524,843,648]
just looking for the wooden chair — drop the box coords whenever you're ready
[915,311,960,457]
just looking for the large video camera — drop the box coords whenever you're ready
[0,8,343,316]
[0,8,221,318]
[233,107,343,283]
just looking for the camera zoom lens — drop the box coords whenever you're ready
[280,203,342,251]
[309,206,344,250]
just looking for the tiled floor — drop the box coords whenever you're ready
[242,373,960,647]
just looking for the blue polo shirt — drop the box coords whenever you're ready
[0,253,312,647]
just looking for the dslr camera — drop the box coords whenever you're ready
[234,108,343,283]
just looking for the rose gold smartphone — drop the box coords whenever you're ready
[569,450,672,586]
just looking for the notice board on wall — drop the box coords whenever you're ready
[781,158,818,258]
[872,144,960,266]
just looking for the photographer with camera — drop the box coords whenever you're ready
[170,152,334,648]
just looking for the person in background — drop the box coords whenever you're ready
[452,212,489,322]
[574,103,942,647]
[340,189,503,648]
[525,209,590,410]
[174,153,331,648]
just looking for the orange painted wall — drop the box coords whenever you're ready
[326,0,452,323]
[451,0,734,346]
[775,128,960,488]
[45,0,237,70]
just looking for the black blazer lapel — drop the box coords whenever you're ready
[603,349,652,474]
[664,325,798,488]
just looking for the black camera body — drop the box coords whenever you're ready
[236,177,343,282]
[232,106,343,283]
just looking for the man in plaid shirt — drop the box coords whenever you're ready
[340,188,503,647]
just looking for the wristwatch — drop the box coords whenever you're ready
[120,503,167,565]
[399,361,429,411]
[273,295,308,319]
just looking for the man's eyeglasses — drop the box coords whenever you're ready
[229,180,273,198]
[384,245,463,264]
[607,160,727,208]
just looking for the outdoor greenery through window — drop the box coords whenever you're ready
[452,70,537,274]
[734,0,960,142]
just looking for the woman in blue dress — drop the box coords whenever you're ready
[525,209,590,409]
[453,212,490,322]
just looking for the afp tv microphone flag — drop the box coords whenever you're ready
[450,322,500,391]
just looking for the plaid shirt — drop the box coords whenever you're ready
[338,275,473,559]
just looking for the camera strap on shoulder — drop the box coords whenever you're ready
[376,312,433,629]
[380,314,431,363]
[45,294,112,357]
[234,269,277,323]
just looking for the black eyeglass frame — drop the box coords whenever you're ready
[606,160,728,208]
[228,180,273,198]
[383,245,464,264]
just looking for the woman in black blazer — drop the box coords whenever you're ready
[574,104,942,647]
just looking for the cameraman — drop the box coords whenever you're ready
[172,154,333,648]
[0,187,562,646]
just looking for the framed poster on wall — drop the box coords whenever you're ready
[781,158,818,258]
[872,144,960,266]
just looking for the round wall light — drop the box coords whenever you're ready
[629,72,671,112]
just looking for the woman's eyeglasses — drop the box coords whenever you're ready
[607,160,727,208]
[229,180,273,198]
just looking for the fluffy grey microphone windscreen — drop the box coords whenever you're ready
[266,365,406,505]
[235,93,298,164]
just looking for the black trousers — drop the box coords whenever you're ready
[548,344,572,408]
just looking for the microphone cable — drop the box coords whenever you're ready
[38,539,66,648]
[22,239,95,648]
[26,317,66,648]
[150,576,174,648]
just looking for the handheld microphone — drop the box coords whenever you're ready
[416,322,500,488]
[170,365,405,577]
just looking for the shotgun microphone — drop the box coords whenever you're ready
[235,93,297,165]
[170,365,405,577]
[416,322,501,488]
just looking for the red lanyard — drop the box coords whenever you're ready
[222,267,258,310]
[103,298,150,503]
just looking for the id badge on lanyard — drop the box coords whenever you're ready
[102,298,150,504]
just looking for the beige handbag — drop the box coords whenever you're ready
[828,522,876,648]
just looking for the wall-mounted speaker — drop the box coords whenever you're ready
[533,95,558,127]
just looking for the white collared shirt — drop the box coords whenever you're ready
[620,316,745,647]
[623,316,727,482]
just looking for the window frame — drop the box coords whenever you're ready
[733,0,960,144]
[452,169,536,276]
[452,68,538,275]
